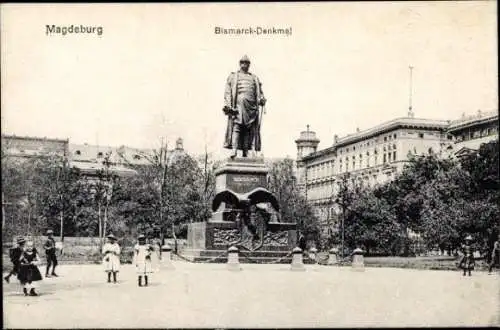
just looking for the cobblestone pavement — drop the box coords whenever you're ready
[3,261,499,328]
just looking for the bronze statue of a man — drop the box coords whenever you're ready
[223,55,267,158]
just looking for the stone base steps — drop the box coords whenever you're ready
[175,249,315,264]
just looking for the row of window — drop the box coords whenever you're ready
[307,149,398,178]
[73,150,142,160]
[338,144,397,163]
[338,133,398,155]
[307,173,391,200]
[455,126,498,142]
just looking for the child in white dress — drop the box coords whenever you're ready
[102,234,121,283]
[133,234,154,287]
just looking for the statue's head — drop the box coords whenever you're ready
[239,55,250,72]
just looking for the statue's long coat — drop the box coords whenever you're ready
[223,71,265,151]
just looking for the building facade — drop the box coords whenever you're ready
[295,111,498,237]
[2,134,188,178]
[68,137,187,178]
[1,135,69,160]
[445,110,498,156]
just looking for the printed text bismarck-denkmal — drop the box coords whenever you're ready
[215,26,292,36]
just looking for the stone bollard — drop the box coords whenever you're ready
[309,247,319,270]
[227,246,242,271]
[309,247,317,262]
[328,247,339,265]
[290,247,306,271]
[351,248,365,272]
[161,244,175,270]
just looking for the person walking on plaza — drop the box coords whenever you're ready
[488,236,500,274]
[459,235,475,276]
[151,229,162,261]
[149,234,161,270]
[298,232,307,252]
[4,237,26,283]
[134,234,154,287]
[43,229,58,277]
[102,234,121,283]
[17,241,43,296]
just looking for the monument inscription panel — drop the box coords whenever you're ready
[226,173,267,193]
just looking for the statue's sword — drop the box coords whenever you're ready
[259,105,266,128]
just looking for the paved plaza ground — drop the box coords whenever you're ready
[3,261,499,328]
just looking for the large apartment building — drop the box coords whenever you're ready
[295,110,498,236]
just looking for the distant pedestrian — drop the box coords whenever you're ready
[17,241,43,296]
[149,236,161,271]
[102,234,121,283]
[298,233,306,252]
[488,237,499,274]
[134,234,154,287]
[459,235,475,276]
[43,229,58,277]
[4,237,26,283]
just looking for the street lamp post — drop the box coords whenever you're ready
[341,204,345,260]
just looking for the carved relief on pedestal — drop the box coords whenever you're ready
[213,229,239,245]
[262,231,289,247]
[213,228,290,249]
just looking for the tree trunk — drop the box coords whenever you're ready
[2,192,5,228]
[98,201,102,247]
[59,210,64,242]
[27,205,31,235]
[171,222,177,253]
[103,205,108,239]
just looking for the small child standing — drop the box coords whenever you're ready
[459,235,475,276]
[102,234,121,283]
[17,241,43,296]
[134,234,154,287]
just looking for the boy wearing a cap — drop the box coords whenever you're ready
[133,234,154,287]
[102,234,121,283]
[4,237,26,283]
[43,229,58,277]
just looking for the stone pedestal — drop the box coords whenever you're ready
[185,157,299,264]
[212,157,269,221]
[187,220,297,252]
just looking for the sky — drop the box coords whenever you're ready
[1,2,497,159]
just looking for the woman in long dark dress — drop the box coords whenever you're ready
[17,241,43,296]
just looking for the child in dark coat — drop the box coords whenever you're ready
[18,241,43,296]
[4,237,26,283]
